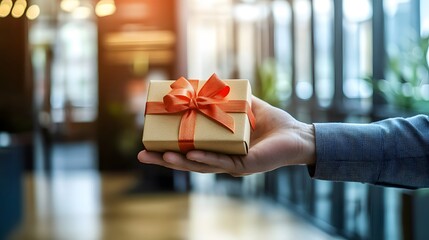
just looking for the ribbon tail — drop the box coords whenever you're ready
[246,103,256,130]
[199,106,235,133]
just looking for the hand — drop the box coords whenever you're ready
[137,96,316,177]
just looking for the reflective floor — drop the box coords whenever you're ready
[7,140,343,239]
[10,172,343,240]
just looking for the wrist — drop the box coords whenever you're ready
[300,123,316,166]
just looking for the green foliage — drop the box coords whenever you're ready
[370,36,429,113]
[255,59,281,107]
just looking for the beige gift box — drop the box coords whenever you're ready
[142,77,253,155]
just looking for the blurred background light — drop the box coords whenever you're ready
[0,5,11,17]
[234,3,269,22]
[384,0,411,16]
[1,0,12,7]
[0,0,12,17]
[95,0,116,17]
[296,81,313,100]
[61,0,80,12]
[272,0,291,23]
[72,5,92,19]
[343,0,372,22]
[0,132,11,147]
[293,0,311,20]
[422,84,429,100]
[26,4,40,20]
[0,0,117,19]
[11,0,27,18]
[313,0,332,15]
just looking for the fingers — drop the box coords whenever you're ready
[137,150,224,173]
[137,150,163,164]
[163,152,225,173]
[186,150,247,175]
[138,150,187,171]
[251,96,270,114]
[186,150,229,166]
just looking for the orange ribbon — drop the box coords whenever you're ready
[146,73,256,153]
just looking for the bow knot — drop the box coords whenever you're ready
[189,98,199,110]
[162,74,235,133]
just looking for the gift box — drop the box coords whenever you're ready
[142,74,255,155]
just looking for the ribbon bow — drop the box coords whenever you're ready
[146,73,255,153]
[164,73,235,130]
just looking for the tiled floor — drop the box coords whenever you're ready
[9,172,342,240]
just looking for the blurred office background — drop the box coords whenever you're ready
[1,0,429,239]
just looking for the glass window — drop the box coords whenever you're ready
[342,0,373,101]
[385,0,419,50]
[51,19,98,123]
[293,0,313,100]
[421,0,429,36]
[343,182,369,239]
[235,3,259,81]
[383,0,429,112]
[187,0,233,78]
[383,188,403,240]
[313,180,333,225]
[272,0,293,106]
[313,0,334,108]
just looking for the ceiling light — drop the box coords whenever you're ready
[0,3,12,17]
[26,4,40,20]
[11,0,27,18]
[1,0,12,8]
[95,0,116,17]
[72,5,91,19]
[61,0,79,12]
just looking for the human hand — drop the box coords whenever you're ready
[137,96,316,176]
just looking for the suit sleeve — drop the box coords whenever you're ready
[308,115,429,189]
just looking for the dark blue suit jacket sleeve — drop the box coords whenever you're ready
[309,115,429,189]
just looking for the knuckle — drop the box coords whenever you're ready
[163,157,175,164]
[231,156,246,172]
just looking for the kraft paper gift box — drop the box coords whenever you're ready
[142,74,255,155]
